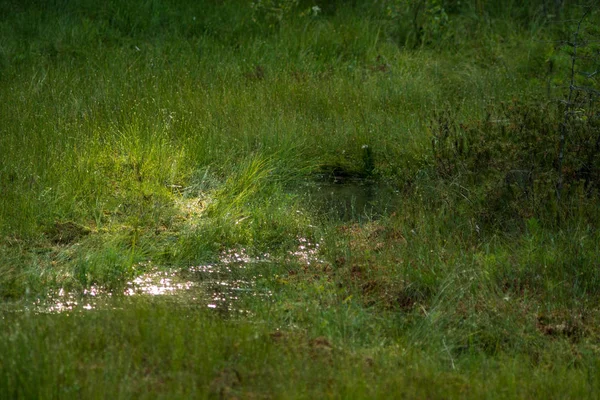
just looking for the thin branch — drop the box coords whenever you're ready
[577,70,599,79]
[570,85,600,95]
[557,7,591,205]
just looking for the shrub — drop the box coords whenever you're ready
[430,97,599,227]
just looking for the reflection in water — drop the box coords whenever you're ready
[124,270,195,296]
[289,236,323,266]
[3,180,396,315]
[219,248,270,264]
[5,237,320,315]
[26,286,108,314]
[298,178,400,221]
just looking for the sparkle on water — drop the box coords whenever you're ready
[4,179,390,314]
[5,236,320,314]
[124,270,195,296]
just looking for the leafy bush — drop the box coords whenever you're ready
[430,98,599,226]
[385,0,450,47]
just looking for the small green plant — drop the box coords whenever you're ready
[250,0,300,28]
[386,0,449,47]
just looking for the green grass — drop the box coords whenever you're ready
[1,0,600,398]
[2,297,599,399]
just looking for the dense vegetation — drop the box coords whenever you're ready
[1,0,599,398]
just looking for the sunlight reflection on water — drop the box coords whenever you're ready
[6,237,321,314]
[124,270,195,296]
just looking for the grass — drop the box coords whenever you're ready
[1,0,600,398]
[3,298,599,399]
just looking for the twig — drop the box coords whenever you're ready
[556,7,592,206]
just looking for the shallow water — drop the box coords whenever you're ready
[298,177,400,221]
[8,265,258,315]
[2,177,390,314]
[2,237,321,315]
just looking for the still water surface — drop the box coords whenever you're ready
[3,179,398,314]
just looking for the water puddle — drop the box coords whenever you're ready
[1,238,323,315]
[1,175,376,315]
[287,236,323,266]
[30,287,107,314]
[124,270,195,296]
[1,178,395,315]
[15,265,257,315]
[297,176,400,221]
